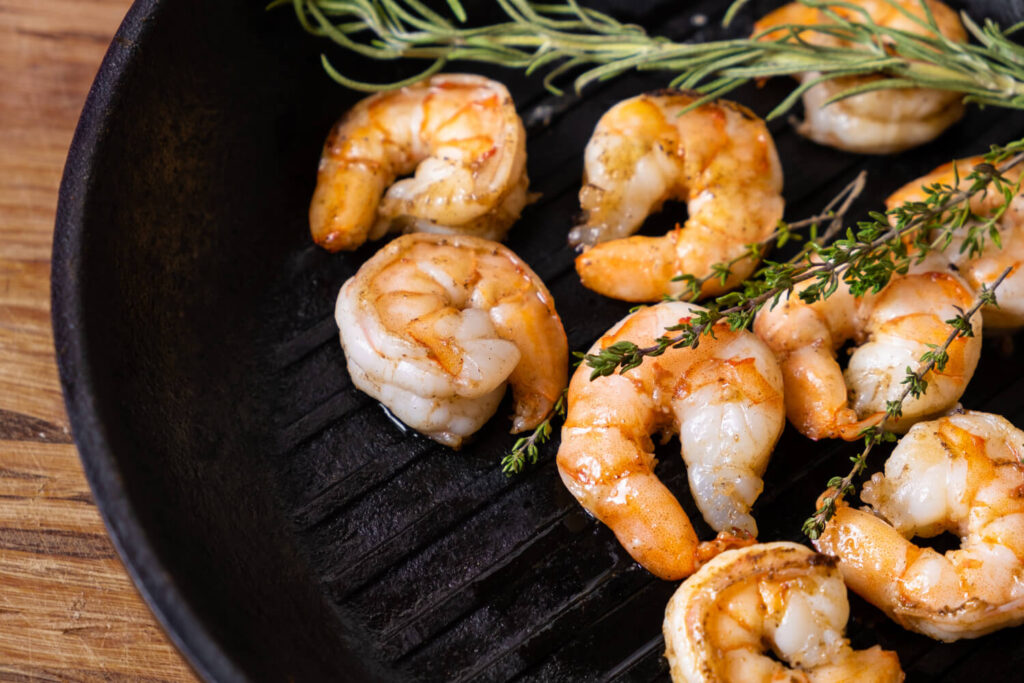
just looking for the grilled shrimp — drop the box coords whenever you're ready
[815,411,1024,641]
[556,302,785,579]
[664,543,904,683]
[754,0,967,154]
[753,259,981,440]
[335,233,567,448]
[887,157,1024,329]
[310,74,529,251]
[571,91,784,302]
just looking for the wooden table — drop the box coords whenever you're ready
[0,0,197,679]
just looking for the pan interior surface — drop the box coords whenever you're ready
[53,0,1024,680]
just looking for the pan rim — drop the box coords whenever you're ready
[51,1,246,680]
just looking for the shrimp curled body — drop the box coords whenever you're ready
[556,302,785,579]
[310,74,529,251]
[754,0,967,154]
[815,411,1024,641]
[571,92,784,302]
[664,542,905,683]
[753,260,981,440]
[887,157,1024,330]
[335,233,567,448]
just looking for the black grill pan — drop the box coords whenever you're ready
[53,0,1024,680]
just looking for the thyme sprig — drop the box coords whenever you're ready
[501,172,865,469]
[501,389,567,474]
[583,144,1024,379]
[802,265,1012,540]
[277,0,1024,115]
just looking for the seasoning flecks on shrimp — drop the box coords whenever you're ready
[887,157,1024,329]
[815,410,1024,641]
[754,0,967,154]
[571,91,784,302]
[664,543,905,683]
[753,259,981,440]
[557,302,786,580]
[335,233,567,448]
[310,74,529,251]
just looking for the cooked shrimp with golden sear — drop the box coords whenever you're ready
[664,543,905,683]
[310,74,529,251]
[557,302,786,579]
[753,260,981,440]
[754,0,967,154]
[571,91,784,302]
[815,410,1024,641]
[887,157,1024,329]
[336,233,567,448]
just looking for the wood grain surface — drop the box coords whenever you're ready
[0,0,197,679]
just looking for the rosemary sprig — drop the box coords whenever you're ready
[501,389,567,474]
[277,0,1024,115]
[802,265,1012,540]
[583,144,1024,379]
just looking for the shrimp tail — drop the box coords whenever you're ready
[836,411,885,441]
[695,529,756,567]
[507,380,561,433]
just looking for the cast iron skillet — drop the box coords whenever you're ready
[53,0,1024,680]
